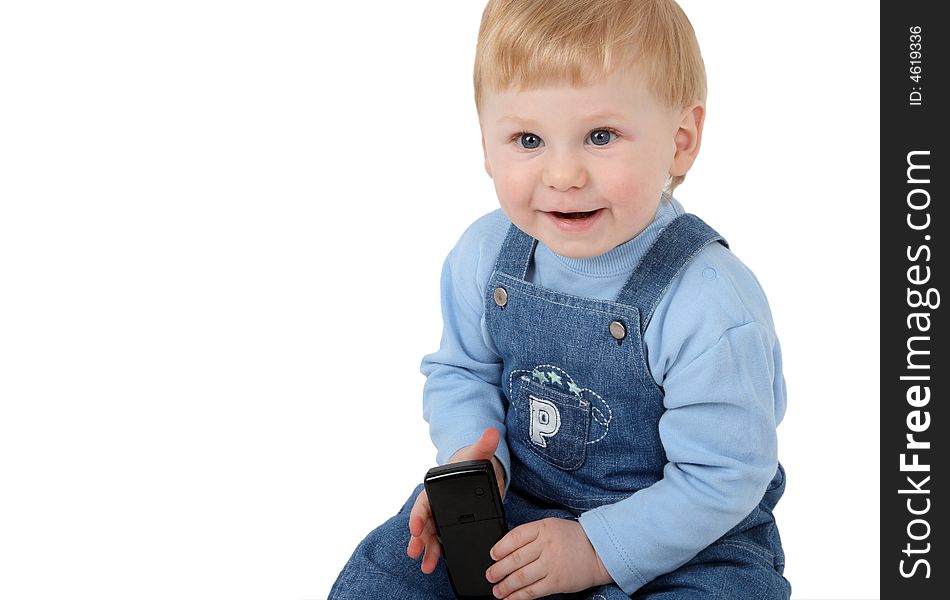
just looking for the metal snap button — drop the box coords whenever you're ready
[493,287,508,308]
[609,320,626,341]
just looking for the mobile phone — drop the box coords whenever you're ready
[423,459,508,599]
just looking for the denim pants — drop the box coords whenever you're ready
[330,215,790,599]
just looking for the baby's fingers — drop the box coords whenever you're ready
[408,490,435,560]
[408,490,431,537]
[491,521,540,561]
[491,560,547,600]
[407,533,424,559]
[486,541,542,584]
[408,490,443,572]
[421,537,442,574]
[408,521,441,566]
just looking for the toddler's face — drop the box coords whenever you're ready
[479,63,700,258]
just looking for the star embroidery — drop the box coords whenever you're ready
[547,372,563,385]
[567,381,583,396]
[532,369,549,384]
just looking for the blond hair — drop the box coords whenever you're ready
[474,0,706,192]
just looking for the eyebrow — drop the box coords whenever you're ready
[496,112,627,125]
[496,116,538,126]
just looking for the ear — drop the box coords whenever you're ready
[669,102,704,177]
[481,132,493,178]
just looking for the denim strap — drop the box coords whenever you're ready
[616,213,727,334]
[495,224,538,280]
[495,215,726,333]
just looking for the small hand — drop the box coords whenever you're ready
[407,427,507,574]
[485,518,612,599]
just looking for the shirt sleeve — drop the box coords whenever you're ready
[419,214,512,485]
[578,245,785,595]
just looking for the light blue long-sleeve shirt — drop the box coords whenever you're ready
[420,198,786,594]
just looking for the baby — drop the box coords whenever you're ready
[331,0,790,598]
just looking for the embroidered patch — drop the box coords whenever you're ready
[528,396,561,447]
[510,364,613,445]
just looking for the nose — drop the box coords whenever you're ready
[541,149,587,191]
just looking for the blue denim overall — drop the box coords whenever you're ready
[330,214,790,599]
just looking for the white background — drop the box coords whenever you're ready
[0,1,879,599]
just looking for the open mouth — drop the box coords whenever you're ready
[551,209,600,220]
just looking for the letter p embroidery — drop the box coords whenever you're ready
[529,396,561,448]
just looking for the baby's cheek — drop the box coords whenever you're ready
[610,172,663,205]
[493,171,534,208]
[601,176,642,209]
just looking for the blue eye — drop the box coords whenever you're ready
[518,133,543,149]
[588,129,616,146]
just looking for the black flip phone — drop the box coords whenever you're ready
[423,459,508,600]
